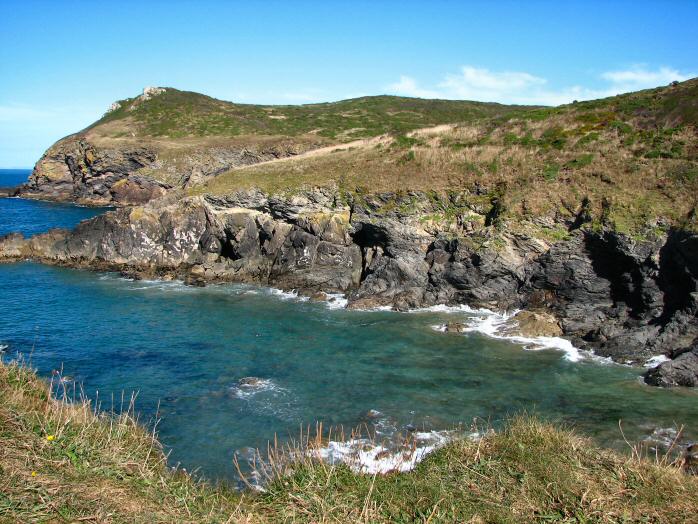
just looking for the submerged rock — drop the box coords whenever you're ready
[445,322,467,333]
[238,377,264,387]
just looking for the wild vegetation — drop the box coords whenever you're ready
[2,358,696,523]
[92,89,522,141]
[197,79,698,237]
[50,80,698,237]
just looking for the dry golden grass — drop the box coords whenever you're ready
[2,358,697,523]
[0,358,251,523]
[196,104,698,236]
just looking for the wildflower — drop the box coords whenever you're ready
[31,471,37,477]
[46,435,55,442]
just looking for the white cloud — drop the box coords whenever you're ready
[386,65,695,106]
[441,67,545,93]
[601,66,693,91]
[386,76,440,99]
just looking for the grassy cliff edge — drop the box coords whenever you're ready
[1,359,696,523]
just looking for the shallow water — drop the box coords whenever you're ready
[0,176,696,481]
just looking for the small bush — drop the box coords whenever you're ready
[669,163,698,184]
[609,120,633,134]
[542,162,560,181]
[539,126,568,149]
[398,150,416,164]
[565,153,594,169]
[576,131,600,146]
[392,135,419,148]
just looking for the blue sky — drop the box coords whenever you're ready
[1,0,697,167]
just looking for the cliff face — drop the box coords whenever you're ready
[21,137,168,205]
[19,135,307,206]
[2,188,697,383]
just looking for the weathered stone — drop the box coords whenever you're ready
[18,137,169,206]
[644,346,698,387]
[505,310,562,338]
[445,322,467,333]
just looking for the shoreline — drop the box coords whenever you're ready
[2,186,697,387]
[1,257,657,373]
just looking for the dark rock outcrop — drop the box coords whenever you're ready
[16,135,312,206]
[3,187,698,385]
[644,344,698,387]
[0,186,20,197]
[19,138,169,205]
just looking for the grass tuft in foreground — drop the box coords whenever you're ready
[1,358,696,523]
[0,358,245,523]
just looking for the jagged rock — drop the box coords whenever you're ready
[0,186,20,197]
[141,86,166,100]
[18,135,313,205]
[19,138,168,205]
[684,443,698,475]
[0,233,27,259]
[237,377,263,387]
[644,345,698,387]
[445,322,467,333]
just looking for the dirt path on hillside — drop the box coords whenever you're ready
[232,123,459,170]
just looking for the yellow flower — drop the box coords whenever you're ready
[31,471,37,477]
[46,435,55,442]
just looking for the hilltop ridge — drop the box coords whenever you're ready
[92,86,523,140]
[13,79,697,224]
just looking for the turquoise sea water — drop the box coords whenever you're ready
[1,169,696,481]
[0,170,109,237]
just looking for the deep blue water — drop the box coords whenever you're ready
[0,176,696,482]
[0,169,109,237]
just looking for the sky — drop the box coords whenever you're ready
[1,0,697,168]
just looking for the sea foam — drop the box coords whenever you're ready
[314,429,473,474]
[423,305,606,363]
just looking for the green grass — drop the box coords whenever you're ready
[90,88,526,140]
[2,359,697,523]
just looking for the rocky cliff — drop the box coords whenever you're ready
[20,136,169,205]
[18,134,308,206]
[2,188,696,385]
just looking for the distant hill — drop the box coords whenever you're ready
[89,87,525,141]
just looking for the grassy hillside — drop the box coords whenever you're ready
[2,359,696,523]
[199,78,698,236]
[90,88,523,141]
